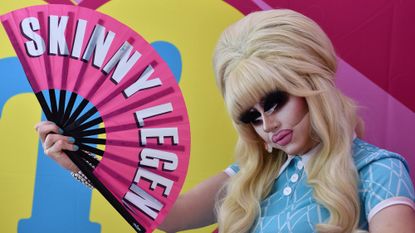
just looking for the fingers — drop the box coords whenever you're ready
[44,141,77,158]
[45,139,80,172]
[35,121,58,132]
[44,135,78,160]
[35,121,81,172]
[35,121,63,143]
[43,134,77,152]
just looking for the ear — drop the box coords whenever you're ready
[264,143,273,153]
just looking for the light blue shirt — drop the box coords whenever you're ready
[225,138,415,232]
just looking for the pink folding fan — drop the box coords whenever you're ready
[1,4,190,232]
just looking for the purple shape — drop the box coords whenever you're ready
[336,58,415,182]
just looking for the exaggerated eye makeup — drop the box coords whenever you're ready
[238,90,289,125]
[239,109,261,124]
[262,90,289,113]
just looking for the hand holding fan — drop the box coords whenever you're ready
[1,4,191,232]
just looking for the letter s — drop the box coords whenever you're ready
[20,17,46,57]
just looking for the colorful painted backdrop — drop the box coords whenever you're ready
[0,0,413,233]
[0,1,239,232]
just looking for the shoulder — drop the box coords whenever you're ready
[352,138,409,172]
[352,138,415,223]
[224,163,239,176]
[352,138,413,198]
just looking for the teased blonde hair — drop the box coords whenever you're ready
[214,9,364,233]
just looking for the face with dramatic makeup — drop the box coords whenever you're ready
[239,91,317,155]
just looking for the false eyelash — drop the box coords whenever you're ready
[239,109,261,124]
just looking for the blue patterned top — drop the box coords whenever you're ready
[224,138,415,232]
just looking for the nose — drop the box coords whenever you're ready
[262,113,280,133]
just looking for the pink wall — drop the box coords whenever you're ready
[226,0,415,181]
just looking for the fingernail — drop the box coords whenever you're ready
[58,128,64,134]
[73,145,79,151]
[68,137,75,143]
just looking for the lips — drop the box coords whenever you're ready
[272,129,293,146]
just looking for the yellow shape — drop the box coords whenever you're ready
[0,94,41,232]
[0,0,45,58]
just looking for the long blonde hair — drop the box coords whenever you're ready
[213,9,363,233]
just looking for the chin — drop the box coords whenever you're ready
[280,140,310,155]
[279,144,301,156]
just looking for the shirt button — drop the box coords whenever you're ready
[297,160,304,170]
[283,187,292,196]
[290,173,299,183]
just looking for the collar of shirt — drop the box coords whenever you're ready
[276,134,357,179]
[276,143,322,178]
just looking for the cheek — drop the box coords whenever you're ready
[287,98,308,125]
[295,113,311,135]
[275,101,307,127]
[292,113,314,150]
[253,126,268,142]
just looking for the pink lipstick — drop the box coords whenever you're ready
[272,129,293,146]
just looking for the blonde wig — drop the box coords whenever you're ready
[213,9,364,233]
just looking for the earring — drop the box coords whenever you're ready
[264,143,273,153]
